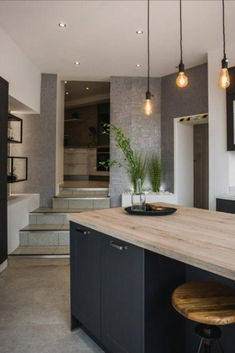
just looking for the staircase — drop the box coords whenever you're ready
[11,185,110,256]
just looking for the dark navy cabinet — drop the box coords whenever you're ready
[101,236,144,353]
[70,221,185,353]
[70,222,101,339]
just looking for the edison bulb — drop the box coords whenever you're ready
[143,99,153,116]
[176,71,189,88]
[219,68,230,89]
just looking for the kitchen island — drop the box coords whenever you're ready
[69,204,235,353]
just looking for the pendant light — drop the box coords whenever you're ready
[219,0,230,89]
[176,0,188,88]
[143,0,153,116]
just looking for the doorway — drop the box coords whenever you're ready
[63,81,110,188]
[174,114,209,209]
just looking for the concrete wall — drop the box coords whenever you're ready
[110,76,161,207]
[0,27,41,113]
[11,74,58,207]
[161,64,208,192]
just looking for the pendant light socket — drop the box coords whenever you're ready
[222,57,228,69]
[178,62,185,72]
[146,91,151,100]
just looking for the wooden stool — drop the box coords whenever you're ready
[172,281,235,353]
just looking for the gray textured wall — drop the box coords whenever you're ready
[11,74,57,207]
[161,64,208,192]
[110,76,161,207]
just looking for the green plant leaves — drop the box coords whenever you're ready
[99,124,162,193]
[148,154,162,192]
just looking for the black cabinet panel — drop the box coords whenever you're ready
[101,236,144,353]
[0,77,8,265]
[70,222,101,339]
[216,198,235,214]
[144,251,185,353]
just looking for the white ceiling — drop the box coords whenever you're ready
[0,0,235,81]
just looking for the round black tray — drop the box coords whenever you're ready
[124,206,177,216]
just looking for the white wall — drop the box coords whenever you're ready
[0,26,41,113]
[229,153,235,187]
[174,119,194,207]
[8,194,39,253]
[208,42,235,209]
[56,79,65,193]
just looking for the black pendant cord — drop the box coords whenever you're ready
[179,0,183,64]
[222,0,226,60]
[147,0,150,94]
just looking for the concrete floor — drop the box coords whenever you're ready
[0,258,104,353]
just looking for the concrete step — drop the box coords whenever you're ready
[20,227,69,247]
[10,245,69,256]
[29,207,98,225]
[58,187,109,197]
[52,197,110,209]
[31,207,94,213]
[29,212,69,225]
[21,224,69,231]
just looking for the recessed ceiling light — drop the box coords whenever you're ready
[86,87,89,90]
[136,30,144,34]
[74,61,80,65]
[136,64,142,68]
[58,23,66,28]
[65,92,69,95]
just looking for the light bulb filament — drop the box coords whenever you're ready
[219,68,230,89]
[176,71,189,88]
[143,99,153,116]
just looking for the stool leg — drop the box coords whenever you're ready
[196,338,204,353]
[215,340,225,353]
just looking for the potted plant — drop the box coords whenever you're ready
[148,154,162,192]
[99,124,146,192]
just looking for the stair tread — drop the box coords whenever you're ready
[21,224,69,232]
[30,208,98,214]
[10,246,69,256]
[56,193,108,198]
[60,187,108,191]
[54,195,109,200]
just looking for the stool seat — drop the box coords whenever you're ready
[172,281,235,325]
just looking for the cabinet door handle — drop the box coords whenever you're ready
[76,228,91,236]
[110,241,128,251]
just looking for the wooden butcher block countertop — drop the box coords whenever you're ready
[69,203,235,281]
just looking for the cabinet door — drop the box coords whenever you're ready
[70,222,101,339]
[101,236,144,353]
